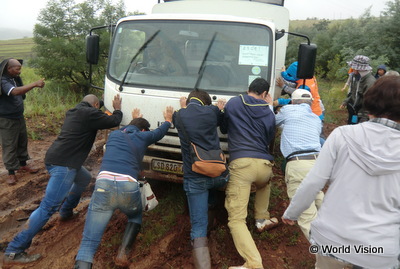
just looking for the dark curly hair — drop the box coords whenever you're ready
[248,78,270,95]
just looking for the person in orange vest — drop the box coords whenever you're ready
[276,61,324,120]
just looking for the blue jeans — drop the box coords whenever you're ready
[184,175,228,240]
[76,179,142,263]
[5,165,91,254]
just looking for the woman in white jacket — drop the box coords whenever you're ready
[282,75,400,269]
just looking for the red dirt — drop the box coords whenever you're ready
[0,111,345,269]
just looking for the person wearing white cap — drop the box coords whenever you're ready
[274,89,324,240]
[340,55,376,124]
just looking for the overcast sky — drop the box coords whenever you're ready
[1,0,388,32]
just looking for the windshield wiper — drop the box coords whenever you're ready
[194,32,217,91]
[119,30,160,92]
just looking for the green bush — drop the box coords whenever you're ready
[21,67,95,136]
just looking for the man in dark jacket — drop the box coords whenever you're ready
[3,94,122,265]
[221,77,277,269]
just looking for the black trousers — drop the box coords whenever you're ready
[0,117,29,171]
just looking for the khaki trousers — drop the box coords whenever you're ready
[285,159,324,239]
[225,158,273,269]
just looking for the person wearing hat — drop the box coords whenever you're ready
[375,64,387,79]
[276,61,324,120]
[275,89,324,240]
[340,55,376,124]
[0,58,45,185]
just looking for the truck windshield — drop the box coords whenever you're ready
[108,20,273,94]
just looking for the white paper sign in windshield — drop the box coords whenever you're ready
[239,45,269,66]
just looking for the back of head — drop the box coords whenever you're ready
[187,89,212,105]
[385,70,399,77]
[248,78,270,95]
[364,76,400,122]
[291,89,313,105]
[82,94,99,107]
[129,118,150,131]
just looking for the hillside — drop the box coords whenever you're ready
[0,38,35,61]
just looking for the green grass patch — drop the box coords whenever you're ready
[19,67,92,136]
[318,80,348,125]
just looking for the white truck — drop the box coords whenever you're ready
[86,0,316,183]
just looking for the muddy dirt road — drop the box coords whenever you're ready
[0,127,320,269]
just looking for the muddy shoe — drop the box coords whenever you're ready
[6,175,17,185]
[4,252,41,264]
[19,165,39,174]
[255,217,279,232]
[114,253,130,267]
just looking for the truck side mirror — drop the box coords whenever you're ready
[297,43,317,79]
[86,34,100,65]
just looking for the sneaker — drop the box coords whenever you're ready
[4,252,41,264]
[255,217,279,232]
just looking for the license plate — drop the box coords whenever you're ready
[151,159,183,175]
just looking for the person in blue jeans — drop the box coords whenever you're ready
[173,90,228,269]
[74,106,173,269]
[3,94,123,266]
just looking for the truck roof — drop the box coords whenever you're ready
[152,0,289,32]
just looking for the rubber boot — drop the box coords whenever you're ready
[73,260,92,269]
[114,222,141,267]
[192,237,211,269]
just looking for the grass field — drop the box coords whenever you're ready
[0,38,35,62]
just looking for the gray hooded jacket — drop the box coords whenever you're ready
[283,121,400,269]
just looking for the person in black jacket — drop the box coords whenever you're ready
[3,94,122,266]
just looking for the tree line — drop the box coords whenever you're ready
[286,0,400,81]
[30,0,399,93]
